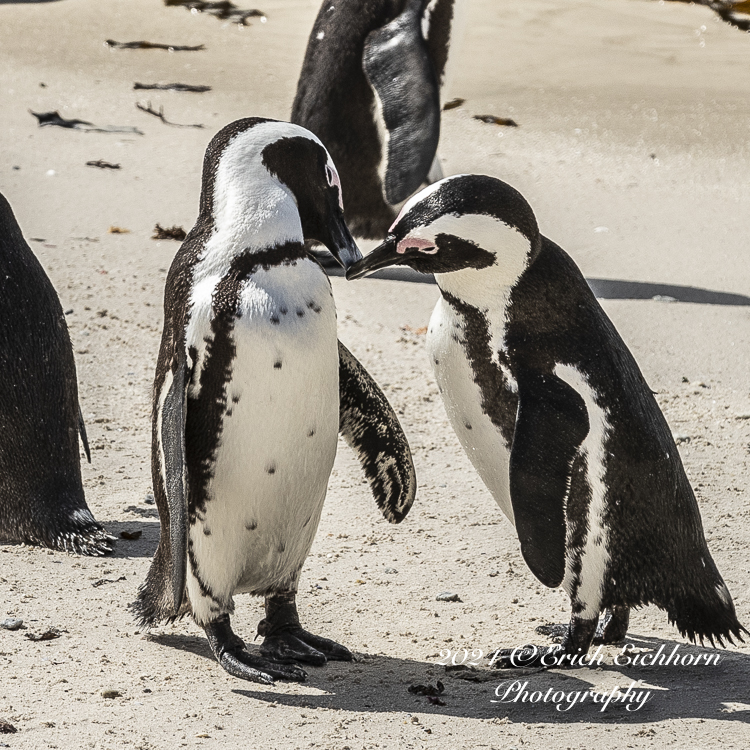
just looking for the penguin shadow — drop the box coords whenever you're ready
[229,635,750,724]
[102,519,160,558]
[586,278,750,306]
[323,251,750,306]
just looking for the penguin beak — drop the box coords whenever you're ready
[345,234,401,280]
[323,215,362,270]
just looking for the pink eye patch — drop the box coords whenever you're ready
[397,237,437,254]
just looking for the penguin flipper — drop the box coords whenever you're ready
[510,372,590,588]
[363,0,441,205]
[338,341,416,523]
[161,355,189,612]
[77,403,91,464]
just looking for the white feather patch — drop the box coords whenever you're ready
[556,363,611,619]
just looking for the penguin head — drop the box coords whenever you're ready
[346,174,541,284]
[201,118,361,269]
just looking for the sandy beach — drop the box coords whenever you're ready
[1,0,749,747]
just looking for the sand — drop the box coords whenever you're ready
[0,0,749,747]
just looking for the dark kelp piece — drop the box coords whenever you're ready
[105,39,205,51]
[30,110,143,135]
[164,0,265,25]
[152,224,187,241]
[135,102,204,129]
[473,114,518,127]
[134,82,212,92]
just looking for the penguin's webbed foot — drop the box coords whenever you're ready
[260,627,353,666]
[492,616,599,669]
[593,606,630,644]
[204,614,306,684]
[535,623,568,643]
[258,592,353,666]
[536,606,630,646]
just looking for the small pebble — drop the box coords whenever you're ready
[102,689,122,699]
[436,592,462,603]
[144,493,155,505]
[652,295,676,302]
[384,567,398,574]
[673,434,691,445]
[0,619,23,631]
[735,413,750,420]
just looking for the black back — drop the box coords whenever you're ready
[291,0,456,238]
[0,192,107,554]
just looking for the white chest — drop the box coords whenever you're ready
[427,295,516,524]
[185,259,340,598]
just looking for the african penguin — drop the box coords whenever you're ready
[347,174,746,666]
[134,118,416,684]
[292,0,460,240]
[0,191,111,556]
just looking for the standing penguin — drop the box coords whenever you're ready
[347,174,746,666]
[134,118,416,684]
[292,0,460,239]
[0,191,111,555]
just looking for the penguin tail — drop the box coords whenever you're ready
[668,577,748,649]
[24,505,114,556]
[131,542,189,627]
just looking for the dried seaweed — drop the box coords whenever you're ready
[136,102,204,129]
[30,110,143,135]
[442,97,465,111]
[134,82,212,92]
[152,224,187,241]
[164,0,266,26]
[664,0,750,31]
[86,159,121,169]
[120,529,143,540]
[0,720,17,734]
[105,39,205,51]
[473,114,518,127]
[408,680,445,696]
[25,628,62,642]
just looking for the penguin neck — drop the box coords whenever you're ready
[199,182,304,279]
[433,224,531,312]
[433,227,531,361]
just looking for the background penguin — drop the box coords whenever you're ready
[291,0,460,240]
[347,174,746,666]
[134,118,416,684]
[0,191,111,556]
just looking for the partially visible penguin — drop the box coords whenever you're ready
[347,174,746,666]
[0,191,111,556]
[134,118,416,684]
[292,0,461,240]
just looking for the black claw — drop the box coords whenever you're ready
[204,614,307,684]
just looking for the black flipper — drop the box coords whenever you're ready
[77,403,91,464]
[161,355,189,611]
[363,0,440,205]
[509,371,589,588]
[338,341,416,523]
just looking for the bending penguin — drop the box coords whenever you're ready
[0,191,111,555]
[292,0,460,240]
[134,118,416,684]
[347,174,746,666]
